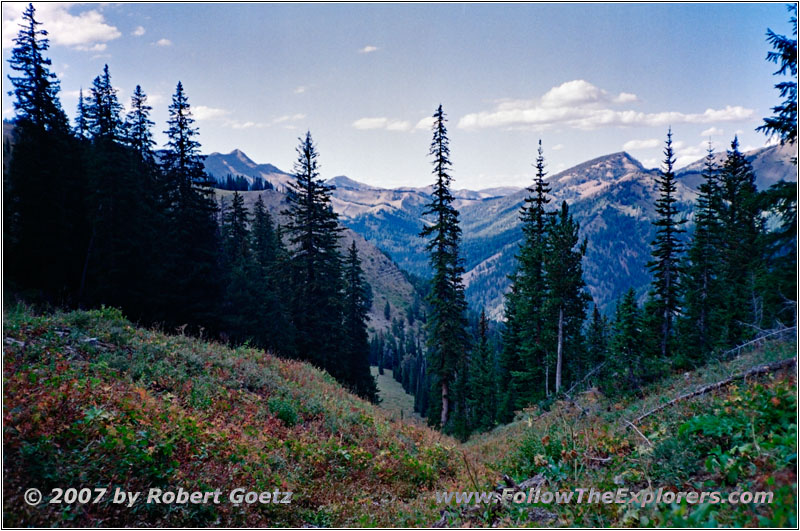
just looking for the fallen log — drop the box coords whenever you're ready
[631,356,796,425]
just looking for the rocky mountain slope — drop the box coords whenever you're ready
[205,144,796,319]
[214,189,421,337]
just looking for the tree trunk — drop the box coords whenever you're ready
[440,380,449,427]
[545,365,549,396]
[556,306,564,393]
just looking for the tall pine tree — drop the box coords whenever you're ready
[159,81,221,330]
[716,137,763,346]
[647,129,686,359]
[283,132,345,376]
[507,140,553,403]
[5,3,84,300]
[419,105,469,430]
[678,144,723,364]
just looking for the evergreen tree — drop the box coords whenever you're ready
[5,3,84,299]
[87,65,123,141]
[282,132,345,376]
[219,191,258,342]
[715,137,763,346]
[647,129,686,358]
[545,200,590,393]
[74,88,89,139]
[124,85,156,164]
[756,5,797,326]
[251,195,295,354]
[756,4,797,150]
[605,289,645,395]
[584,305,608,385]
[467,310,497,433]
[678,144,723,364]
[419,105,469,430]
[343,241,379,402]
[758,180,797,327]
[497,283,522,423]
[159,81,221,329]
[6,3,67,132]
[509,140,553,402]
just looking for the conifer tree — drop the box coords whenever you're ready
[584,305,608,383]
[756,5,797,325]
[419,105,469,430]
[283,132,345,375]
[715,137,763,346]
[219,191,257,342]
[497,283,522,423]
[678,144,723,364]
[87,65,123,141]
[605,289,645,395]
[468,310,497,433]
[647,129,686,358]
[511,140,553,401]
[7,3,67,132]
[343,241,379,402]
[251,195,295,354]
[545,200,589,393]
[124,85,156,164]
[756,4,797,149]
[5,3,84,298]
[159,81,221,329]
[74,88,89,139]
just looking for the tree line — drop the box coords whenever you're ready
[3,4,377,401]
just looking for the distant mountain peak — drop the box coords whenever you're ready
[327,175,378,191]
[229,148,256,166]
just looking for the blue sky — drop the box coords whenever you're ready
[2,3,794,189]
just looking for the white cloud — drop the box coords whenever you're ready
[293,85,307,94]
[414,116,434,131]
[193,105,229,120]
[155,38,172,47]
[273,113,306,124]
[674,140,710,168]
[3,3,121,50]
[615,92,638,103]
[358,45,378,54]
[79,43,106,52]
[459,79,755,131]
[352,117,413,132]
[227,120,265,130]
[551,143,565,151]
[540,80,637,109]
[353,117,390,130]
[132,25,145,37]
[700,126,724,137]
[622,138,659,150]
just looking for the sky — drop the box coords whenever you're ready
[1,2,795,189]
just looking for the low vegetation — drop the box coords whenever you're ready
[460,340,797,528]
[3,306,464,527]
[4,305,795,527]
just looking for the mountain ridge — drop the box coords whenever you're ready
[204,144,795,318]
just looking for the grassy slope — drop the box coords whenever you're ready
[3,306,796,528]
[371,367,423,423]
[2,306,469,527]
[460,340,797,527]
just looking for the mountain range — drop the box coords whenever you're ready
[204,142,796,320]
